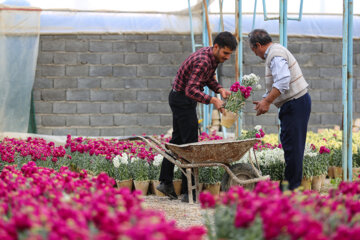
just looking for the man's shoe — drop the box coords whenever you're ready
[156,182,177,200]
[181,193,196,203]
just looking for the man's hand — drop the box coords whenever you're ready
[210,97,225,114]
[253,99,271,116]
[218,88,231,99]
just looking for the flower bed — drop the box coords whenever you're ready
[0,161,206,239]
[200,180,360,240]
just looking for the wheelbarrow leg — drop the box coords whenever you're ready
[186,168,194,204]
[193,168,200,202]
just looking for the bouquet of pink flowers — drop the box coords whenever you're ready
[225,73,261,113]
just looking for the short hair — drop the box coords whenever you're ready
[213,31,238,51]
[248,29,272,48]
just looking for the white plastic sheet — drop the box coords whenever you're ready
[0,4,40,132]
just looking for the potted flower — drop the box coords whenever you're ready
[200,167,225,195]
[301,154,314,191]
[113,153,133,190]
[149,154,165,196]
[130,157,150,195]
[311,146,330,191]
[221,73,260,128]
[173,165,183,196]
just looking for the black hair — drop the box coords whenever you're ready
[213,31,238,51]
[248,29,272,48]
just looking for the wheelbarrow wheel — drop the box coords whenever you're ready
[221,163,258,191]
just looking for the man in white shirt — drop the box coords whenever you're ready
[248,29,311,190]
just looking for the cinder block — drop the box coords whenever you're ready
[77,35,100,40]
[148,103,171,113]
[34,78,53,89]
[147,78,172,89]
[77,103,101,113]
[101,103,123,113]
[42,39,65,51]
[113,42,136,52]
[356,54,360,65]
[243,55,261,65]
[77,128,100,137]
[66,116,90,126]
[41,66,65,77]
[100,128,125,136]
[137,66,159,77]
[136,42,159,53]
[90,90,114,101]
[124,79,147,89]
[311,54,334,66]
[309,90,320,101]
[300,43,322,53]
[113,66,137,77]
[34,102,52,114]
[124,54,148,64]
[322,42,342,54]
[53,103,77,114]
[137,90,162,101]
[37,52,53,64]
[89,41,113,52]
[124,103,147,113]
[159,41,182,52]
[320,67,341,78]
[320,90,342,101]
[33,90,41,101]
[252,114,278,125]
[294,54,311,65]
[78,53,101,64]
[113,90,137,101]
[66,90,90,101]
[35,115,41,126]
[312,102,333,113]
[114,115,138,126]
[101,53,124,64]
[78,78,101,88]
[321,114,342,125]
[310,79,334,89]
[53,128,77,136]
[308,114,321,125]
[54,53,77,64]
[54,78,78,88]
[101,78,124,89]
[90,116,114,126]
[65,40,88,52]
[42,115,66,126]
[287,43,301,54]
[302,67,320,78]
[41,89,66,101]
[159,66,177,77]
[171,53,190,64]
[160,115,172,125]
[148,54,174,65]
[66,65,88,77]
[137,115,160,126]
[37,128,53,135]
[333,102,355,113]
[89,66,112,77]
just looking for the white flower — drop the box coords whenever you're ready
[254,125,262,131]
[256,84,262,90]
[174,165,178,172]
[153,154,163,167]
[113,155,120,168]
[119,153,128,165]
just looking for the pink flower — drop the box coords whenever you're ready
[199,192,216,208]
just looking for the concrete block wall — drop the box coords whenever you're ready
[34,34,360,136]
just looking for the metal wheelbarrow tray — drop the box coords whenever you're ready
[119,136,270,204]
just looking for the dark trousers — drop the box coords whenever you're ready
[159,90,198,193]
[279,93,311,190]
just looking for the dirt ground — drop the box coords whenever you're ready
[142,179,335,230]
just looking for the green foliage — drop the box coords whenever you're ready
[130,158,150,181]
[259,159,285,181]
[199,167,225,184]
[237,129,258,140]
[174,166,183,180]
[148,162,161,180]
[329,148,343,167]
[204,205,264,240]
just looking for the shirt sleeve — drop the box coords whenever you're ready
[184,61,213,104]
[206,74,222,93]
[270,56,291,94]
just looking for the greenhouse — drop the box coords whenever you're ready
[0,0,360,239]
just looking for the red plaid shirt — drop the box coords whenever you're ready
[172,47,222,104]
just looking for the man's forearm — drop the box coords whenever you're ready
[264,87,281,104]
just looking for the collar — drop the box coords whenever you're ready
[264,43,274,59]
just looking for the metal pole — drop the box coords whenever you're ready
[252,0,257,29]
[347,0,353,181]
[283,0,288,48]
[202,0,210,134]
[237,0,243,137]
[187,0,196,53]
[342,0,349,181]
[279,0,284,46]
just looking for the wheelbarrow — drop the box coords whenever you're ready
[119,135,270,204]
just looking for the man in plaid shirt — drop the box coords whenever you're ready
[157,31,238,202]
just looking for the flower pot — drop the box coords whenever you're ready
[133,180,150,196]
[333,167,343,179]
[320,174,326,188]
[173,179,182,196]
[352,168,360,180]
[300,177,312,191]
[328,166,335,179]
[204,182,221,195]
[311,175,322,192]
[150,180,165,196]
[116,179,133,191]
[220,110,238,128]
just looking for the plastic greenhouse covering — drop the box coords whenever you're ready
[0,4,40,133]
